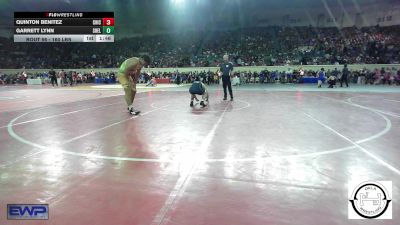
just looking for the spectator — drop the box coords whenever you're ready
[396,69,400,85]
[327,73,337,88]
[146,76,157,87]
[317,68,325,88]
[0,72,4,85]
[58,69,65,86]
[358,68,366,85]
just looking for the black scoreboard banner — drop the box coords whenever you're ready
[15,19,107,26]
[14,12,114,18]
[15,27,104,34]
[14,12,114,42]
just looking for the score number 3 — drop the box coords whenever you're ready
[102,18,114,26]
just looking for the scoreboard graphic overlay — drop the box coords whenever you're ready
[14,12,114,42]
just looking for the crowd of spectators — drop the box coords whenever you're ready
[149,67,400,86]
[1,66,399,86]
[0,70,116,86]
[0,25,399,69]
[229,67,400,86]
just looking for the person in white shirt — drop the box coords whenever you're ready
[58,70,65,86]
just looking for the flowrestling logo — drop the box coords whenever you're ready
[348,181,392,219]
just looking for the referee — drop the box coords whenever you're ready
[218,54,234,101]
[49,68,57,87]
[341,64,350,87]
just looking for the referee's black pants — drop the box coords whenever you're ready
[340,76,349,87]
[51,77,58,87]
[222,76,233,99]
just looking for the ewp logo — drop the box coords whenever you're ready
[7,204,49,220]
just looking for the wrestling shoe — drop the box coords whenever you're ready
[129,108,141,115]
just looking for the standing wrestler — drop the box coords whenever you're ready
[118,55,151,115]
